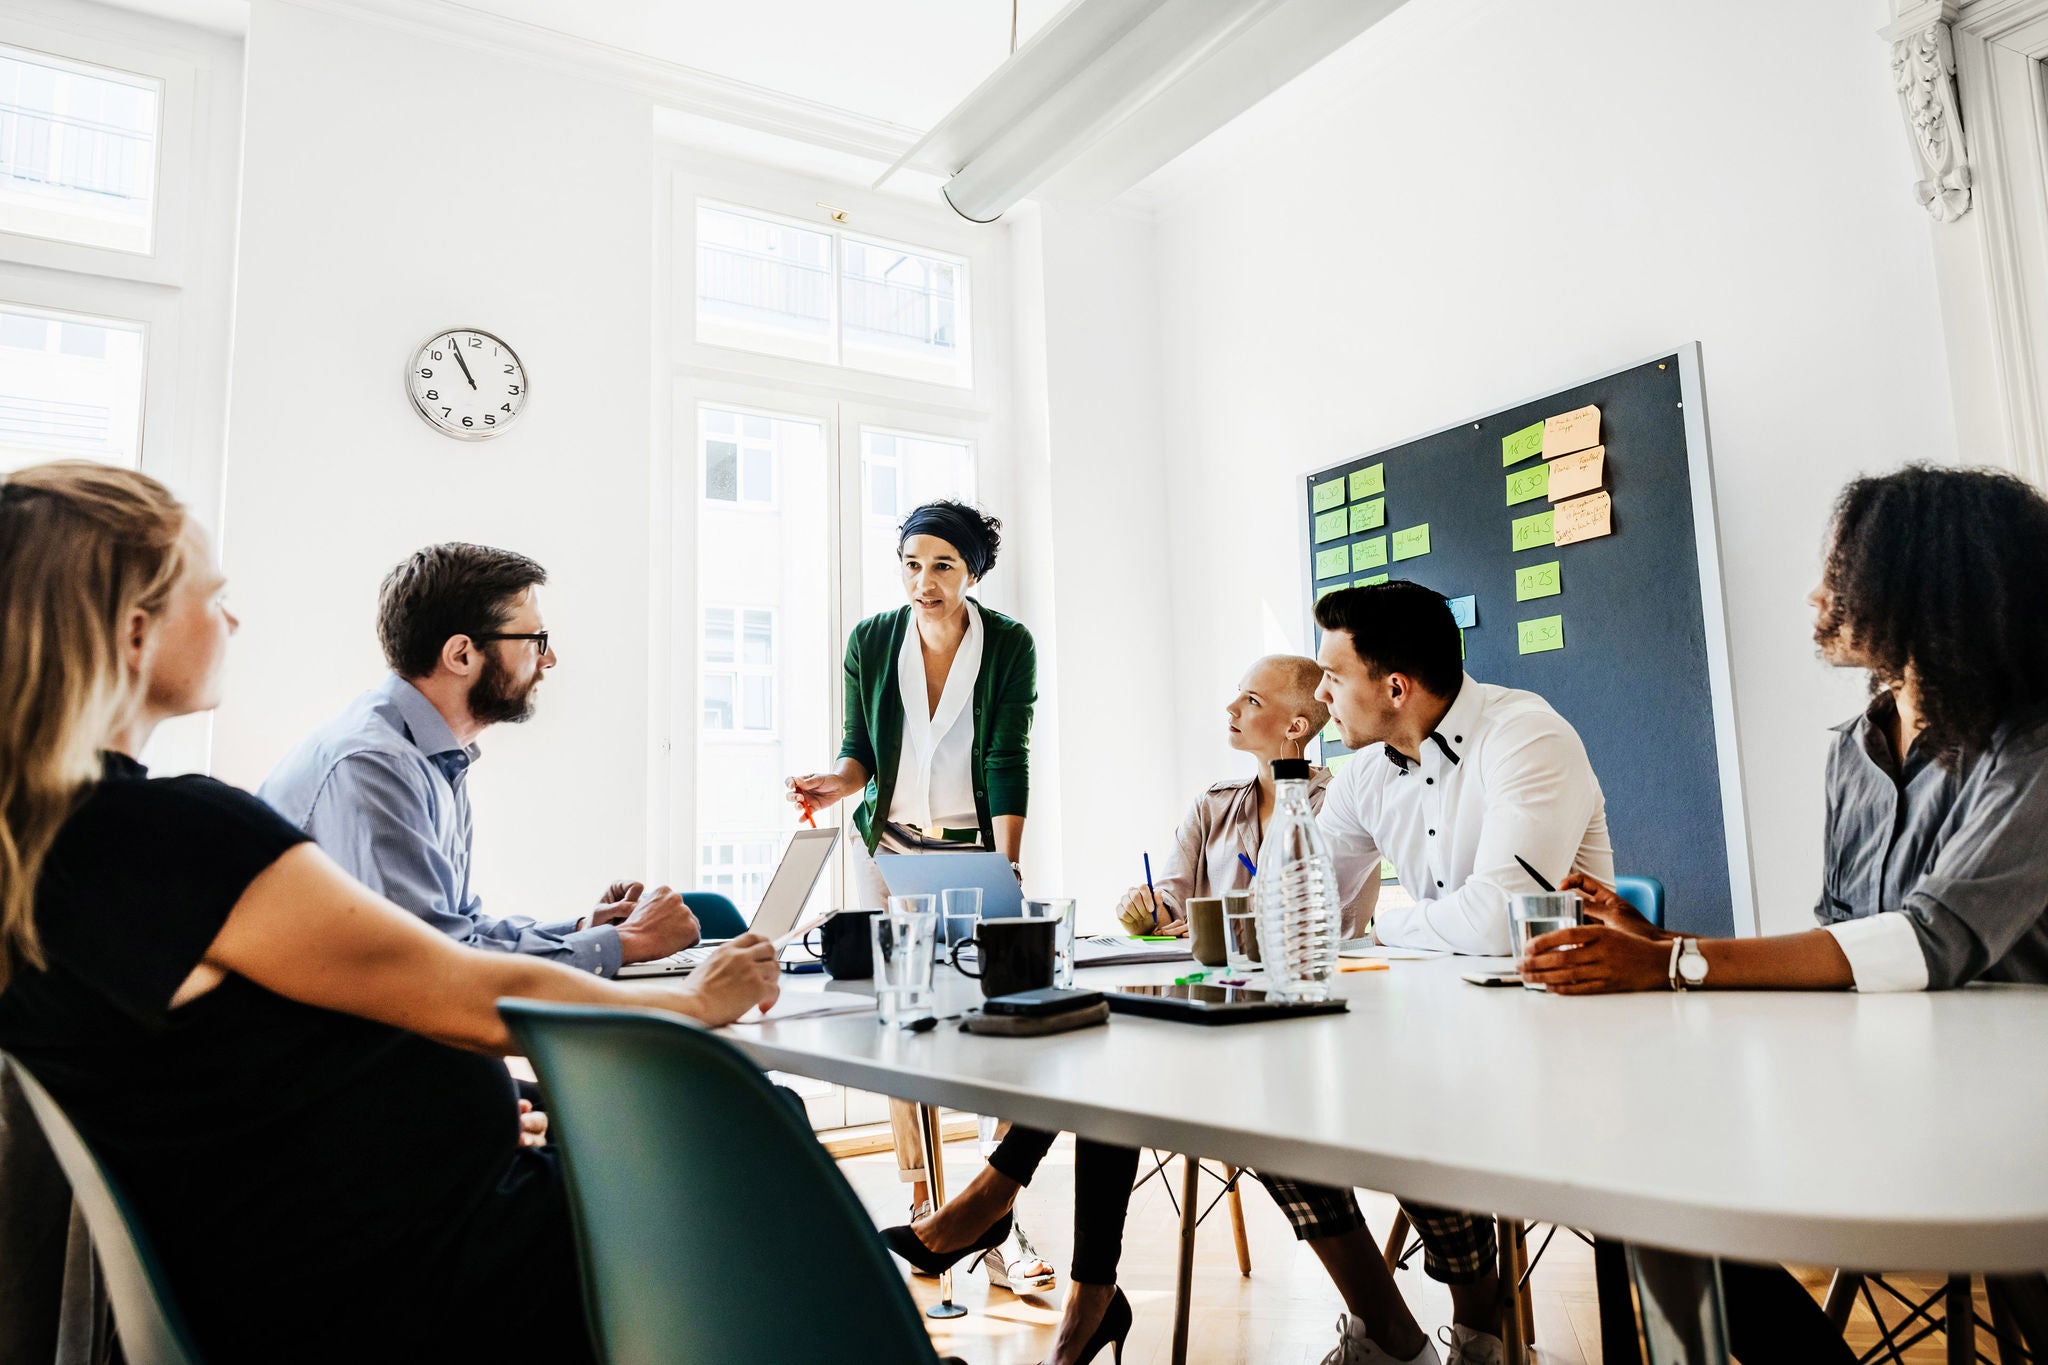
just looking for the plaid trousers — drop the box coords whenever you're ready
[1254,1172,1497,1284]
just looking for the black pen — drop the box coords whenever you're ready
[1513,855,1555,892]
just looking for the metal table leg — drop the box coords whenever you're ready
[1946,1276,1976,1365]
[1170,1155,1200,1365]
[919,1103,967,1320]
[1625,1244,1730,1365]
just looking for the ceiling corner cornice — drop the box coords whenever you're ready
[270,0,926,164]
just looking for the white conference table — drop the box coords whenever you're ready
[722,954,2048,1360]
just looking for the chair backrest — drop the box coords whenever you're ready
[1612,875,1666,929]
[5,1056,202,1365]
[497,999,940,1365]
[681,891,747,941]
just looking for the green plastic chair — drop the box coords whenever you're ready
[680,891,746,941]
[6,1056,202,1365]
[497,999,959,1365]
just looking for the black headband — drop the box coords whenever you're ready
[898,502,996,579]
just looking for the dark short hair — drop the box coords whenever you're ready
[377,543,548,679]
[1313,580,1463,696]
[1820,464,2048,762]
[897,500,1002,579]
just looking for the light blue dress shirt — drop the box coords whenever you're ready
[258,674,622,976]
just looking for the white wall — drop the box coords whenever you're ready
[214,0,655,917]
[1140,0,1958,934]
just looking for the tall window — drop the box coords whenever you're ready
[0,44,161,255]
[695,201,972,388]
[697,837,779,913]
[701,406,777,505]
[0,301,144,472]
[860,427,977,619]
[702,606,776,735]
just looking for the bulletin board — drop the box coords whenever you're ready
[1303,345,1755,936]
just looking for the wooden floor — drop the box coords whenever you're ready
[840,1135,2012,1365]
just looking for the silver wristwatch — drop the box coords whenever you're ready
[1669,938,1709,991]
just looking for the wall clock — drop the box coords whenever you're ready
[407,328,527,439]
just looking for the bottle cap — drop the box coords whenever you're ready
[1272,758,1312,781]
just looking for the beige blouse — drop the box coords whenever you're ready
[1134,766,1369,939]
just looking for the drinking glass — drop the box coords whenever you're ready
[872,896,938,1024]
[1223,889,1260,979]
[1023,898,1077,988]
[939,887,982,954]
[1510,891,1582,991]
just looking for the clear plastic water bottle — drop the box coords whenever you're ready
[1255,757,1341,999]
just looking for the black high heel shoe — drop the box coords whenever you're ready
[881,1211,1014,1278]
[1065,1286,1132,1365]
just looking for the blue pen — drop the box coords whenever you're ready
[1238,852,1258,880]
[1143,852,1161,930]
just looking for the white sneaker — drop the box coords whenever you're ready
[1319,1315,1444,1365]
[1438,1324,1505,1365]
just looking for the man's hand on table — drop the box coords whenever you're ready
[614,886,702,963]
[584,879,644,930]
[682,932,782,1024]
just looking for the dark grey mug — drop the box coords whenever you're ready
[949,918,1056,999]
[803,909,879,979]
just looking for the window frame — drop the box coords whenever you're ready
[699,602,779,740]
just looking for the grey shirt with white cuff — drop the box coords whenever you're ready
[1818,692,2048,991]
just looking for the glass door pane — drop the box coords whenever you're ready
[694,402,836,921]
[858,427,976,620]
[0,302,145,472]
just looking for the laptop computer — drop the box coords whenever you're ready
[616,826,839,978]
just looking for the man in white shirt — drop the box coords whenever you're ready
[1257,580,1615,1365]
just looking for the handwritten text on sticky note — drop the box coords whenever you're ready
[1506,462,1550,506]
[1553,490,1613,546]
[1542,405,1600,460]
[1518,615,1565,654]
[1502,421,1545,467]
[1354,574,1389,587]
[1511,509,1555,553]
[1313,480,1345,513]
[1353,536,1387,571]
[1390,523,1431,561]
[1546,445,1604,501]
[1515,560,1561,601]
[1350,499,1386,535]
[1316,547,1350,580]
[1315,509,1347,543]
[1349,465,1385,501]
[1448,595,1477,628]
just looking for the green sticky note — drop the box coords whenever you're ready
[1329,753,1353,774]
[1502,421,1545,467]
[1349,497,1385,533]
[1314,508,1347,543]
[1352,536,1387,571]
[1506,461,1550,507]
[1518,614,1565,655]
[1315,546,1350,580]
[1511,509,1555,553]
[1349,465,1385,501]
[1379,858,1398,882]
[1515,560,1561,601]
[1460,626,1466,660]
[1312,480,1346,513]
[1354,574,1388,587]
[1321,722,1341,742]
[1390,523,1431,561]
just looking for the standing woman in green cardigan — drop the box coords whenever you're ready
[785,499,1052,1288]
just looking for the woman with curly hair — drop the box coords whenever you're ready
[1522,463,2048,993]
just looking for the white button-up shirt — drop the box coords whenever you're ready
[1318,674,1615,955]
[890,600,984,831]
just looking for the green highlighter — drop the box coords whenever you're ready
[1135,935,1180,943]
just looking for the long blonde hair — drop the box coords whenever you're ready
[0,461,189,991]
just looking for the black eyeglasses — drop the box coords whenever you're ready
[473,630,549,654]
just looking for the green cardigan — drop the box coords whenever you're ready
[838,603,1037,854]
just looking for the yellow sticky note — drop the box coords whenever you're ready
[1316,547,1350,580]
[1390,524,1431,561]
[1350,497,1385,533]
[1502,421,1545,467]
[1518,614,1565,654]
[1547,445,1604,502]
[1515,560,1561,601]
[1312,480,1346,513]
[1553,490,1613,546]
[1354,574,1389,587]
[1542,405,1600,459]
[1511,509,1555,553]
[1506,462,1550,507]
[1349,465,1385,500]
[1352,536,1387,571]
[1315,509,1347,542]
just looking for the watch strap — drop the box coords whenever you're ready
[1667,937,1685,992]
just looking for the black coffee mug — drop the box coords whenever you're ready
[803,909,879,980]
[950,918,1056,999]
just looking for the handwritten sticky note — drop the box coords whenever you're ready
[1354,574,1389,587]
[1390,523,1431,561]
[1313,480,1346,513]
[1448,594,1477,628]
[1315,509,1347,543]
[1515,560,1561,601]
[1542,405,1600,459]
[1501,421,1545,467]
[1547,445,1604,501]
[1553,490,1613,546]
[1349,465,1385,501]
[1350,497,1385,533]
[1518,614,1565,655]
[1315,547,1350,580]
[1506,462,1550,506]
[1352,536,1387,572]
[1511,509,1555,553]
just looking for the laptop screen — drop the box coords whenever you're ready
[745,827,839,939]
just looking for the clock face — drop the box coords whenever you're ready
[407,328,527,439]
